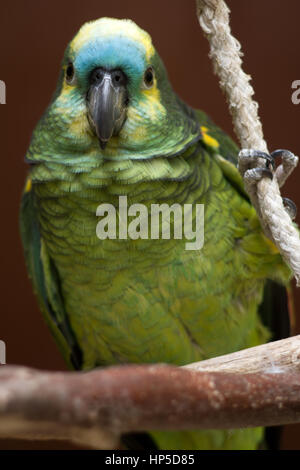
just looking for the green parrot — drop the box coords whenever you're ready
[20,18,294,450]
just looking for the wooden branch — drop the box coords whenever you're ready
[185,335,300,373]
[0,336,300,449]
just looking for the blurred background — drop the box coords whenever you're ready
[0,0,299,449]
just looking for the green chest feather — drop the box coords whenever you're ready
[29,145,287,369]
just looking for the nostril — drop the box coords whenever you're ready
[112,70,127,87]
[113,73,124,86]
[90,68,105,84]
[90,68,127,87]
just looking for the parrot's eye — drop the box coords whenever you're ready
[143,67,154,88]
[66,63,75,84]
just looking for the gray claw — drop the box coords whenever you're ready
[243,167,273,188]
[251,150,276,169]
[255,167,273,180]
[270,149,295,161]
[282,197,297,220]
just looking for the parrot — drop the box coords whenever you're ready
[20,17,295,450]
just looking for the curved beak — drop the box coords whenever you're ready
[87,68,128,150]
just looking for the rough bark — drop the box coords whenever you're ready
[0,336,300,449]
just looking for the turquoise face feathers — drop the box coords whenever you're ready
[26,17,201,165]
[73,36,150,91]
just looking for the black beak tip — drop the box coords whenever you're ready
[99,139,108,150]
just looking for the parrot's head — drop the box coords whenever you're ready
[30,18,200,163]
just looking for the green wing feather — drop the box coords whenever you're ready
[19,187,82,369]
[196,109,240,164]
[196,109,292,341]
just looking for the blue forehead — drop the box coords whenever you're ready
[74,36,147,86]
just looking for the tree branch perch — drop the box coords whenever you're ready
[0,336,300,449]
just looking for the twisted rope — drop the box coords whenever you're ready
[196,0,300,285]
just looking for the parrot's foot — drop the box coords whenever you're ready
[268,149,298,188]
[238,148,298,220]
[239,149,275,170]
[282,197,297,220]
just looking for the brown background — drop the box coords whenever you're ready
[0,0,299,449]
